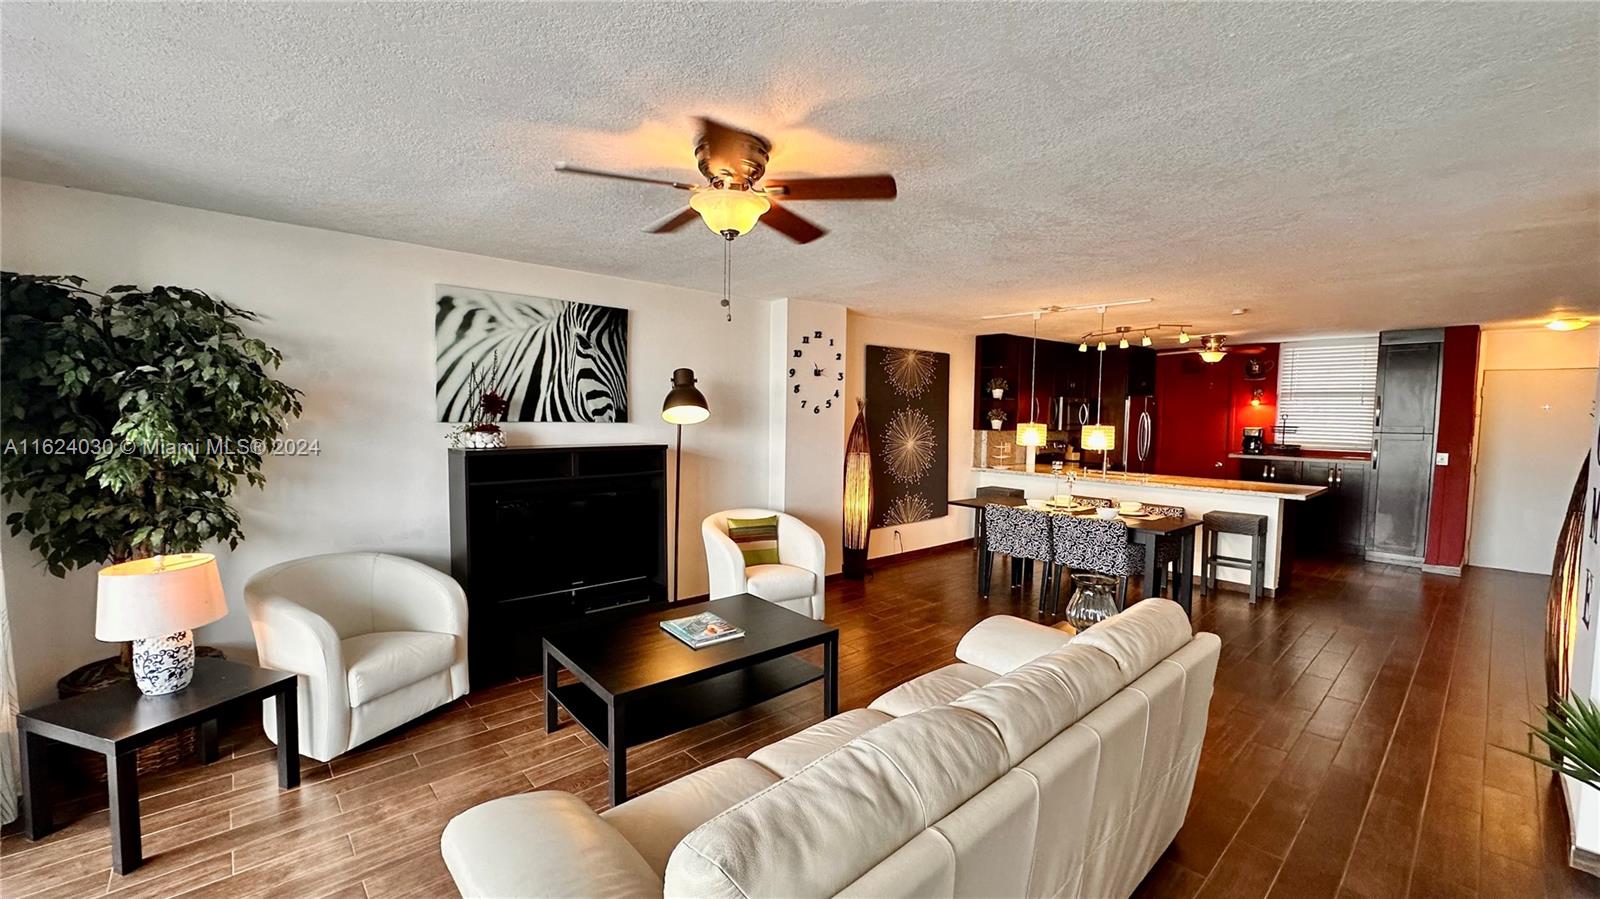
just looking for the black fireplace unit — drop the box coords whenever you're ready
[448,444,668,686]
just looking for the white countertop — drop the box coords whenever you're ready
[973,466,1327,500]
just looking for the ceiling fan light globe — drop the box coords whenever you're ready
[1199,349,1227,363]
[689,188,770,236]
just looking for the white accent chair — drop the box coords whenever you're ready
[243,552,469,762]
[702,509,826,619]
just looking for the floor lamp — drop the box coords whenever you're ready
[662,368,709,602]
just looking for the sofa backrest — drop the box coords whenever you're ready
[664,600,1219,899]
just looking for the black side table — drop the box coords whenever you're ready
[18,657,300,874]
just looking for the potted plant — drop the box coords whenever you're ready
[1513,695,1600,789]
[1,273,301,699]
[986,377,1008,399]
[987,408,1008,430]
[449,360,510,449]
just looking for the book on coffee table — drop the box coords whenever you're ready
[660,612,746,649]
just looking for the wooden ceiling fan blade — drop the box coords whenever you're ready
[643,207,700,234]
[764,175,897,201]
[761,204,827,244]
[554,162,695,190]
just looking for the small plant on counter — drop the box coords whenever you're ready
[986,377,1008,399]
[986,408,1008,430]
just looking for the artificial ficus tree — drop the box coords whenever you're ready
[0,273,303,575]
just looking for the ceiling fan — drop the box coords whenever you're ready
[555,117,897,244]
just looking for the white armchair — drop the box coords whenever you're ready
[243,552,468,762]
[702,509,827,619]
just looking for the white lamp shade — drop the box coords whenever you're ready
[96,553,228,640]
[1016,422,1048,447]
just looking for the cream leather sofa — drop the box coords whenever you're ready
[702,508,827,619]
[244,552,469,762]
[441,599,1218,899]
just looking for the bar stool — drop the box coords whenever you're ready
[1201,511,1268,603]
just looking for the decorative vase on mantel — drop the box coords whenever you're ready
[457,427,506,450]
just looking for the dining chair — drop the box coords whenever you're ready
[980,504,1055,604]
[1139,503,1187,598]
[1048,515,1146,613]
[972,486,1025,551]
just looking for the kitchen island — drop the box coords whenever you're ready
[970,465,1326,594]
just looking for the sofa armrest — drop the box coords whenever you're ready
[955,615,1075,674]
[443,792,662,899]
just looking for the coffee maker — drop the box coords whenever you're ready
[1241,427,1265,455]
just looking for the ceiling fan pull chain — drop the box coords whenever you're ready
[722,232,733,322]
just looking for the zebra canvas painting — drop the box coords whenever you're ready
[435,285,629,423]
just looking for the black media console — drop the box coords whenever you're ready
[447,444,668,686]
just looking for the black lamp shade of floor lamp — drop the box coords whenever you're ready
[662,368,710,602]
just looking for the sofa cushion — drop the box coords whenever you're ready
[342,631,455,706]
[955,615,1076,674]
[442,791,661,899]
[748,708,893,778]
[951,643,1125,766]
[869,663,997,717]
[666,706,1007,899]
[1071,598,1192,680]
[744,563,815,602]
[602,759,779,877]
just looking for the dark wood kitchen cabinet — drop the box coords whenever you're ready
[974,335,1155,458]
[1241,457,1368,555]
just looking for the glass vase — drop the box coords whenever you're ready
[1064,573,1120,631]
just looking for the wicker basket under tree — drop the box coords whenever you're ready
[1,273,302,781]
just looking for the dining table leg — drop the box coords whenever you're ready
[1136,531,1158,597]
[1176,527,1197,616]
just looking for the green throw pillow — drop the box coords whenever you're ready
[727,515,780,566]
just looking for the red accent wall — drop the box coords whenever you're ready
[1154,345,1279,478]
[1424,325,1480,569]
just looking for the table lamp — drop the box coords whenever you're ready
[96,553,228,695]
[662,368,710,602]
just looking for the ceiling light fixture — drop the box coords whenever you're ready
[1016,313,1048,462]
[1178,331,1191,344]
[1141,333,1153,347]
[1096,340,1107,352]
[1118,336,1130,349]
[1547,317,1592,332]
[1198,335,1228,364]
[689,187,770,237]
[1079,341,1089,352]
[1088,309,1117,478]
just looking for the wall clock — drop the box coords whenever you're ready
[789,328,843,416]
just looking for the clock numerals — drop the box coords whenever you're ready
[825,399,833,409]
[813,330,822,339]
[835,353,842,361]
[788,368,796,378]
[833,389,840,398]
[800,399,807,409]
[792,349,802,358]
[828,338,835,346]
[813,406,821,415]
[837,372,844,381]
[801,335,810,345]
[792,384,800,394]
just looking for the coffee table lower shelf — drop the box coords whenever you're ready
[550,655,823,750]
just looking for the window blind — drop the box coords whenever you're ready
[1275,338,1379,452]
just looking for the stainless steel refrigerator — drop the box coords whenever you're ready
[1123,396,1157,474]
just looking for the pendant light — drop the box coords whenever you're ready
[1081,308,1116,477]
[1015,313,1048,465]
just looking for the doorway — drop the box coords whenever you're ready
[1468,367,1596,573]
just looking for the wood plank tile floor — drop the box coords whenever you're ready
[3,546,1597,898]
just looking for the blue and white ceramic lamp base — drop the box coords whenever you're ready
[131,629,196,695]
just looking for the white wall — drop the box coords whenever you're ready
[845,313,977,559]
[0,178,774,707]
[1467,326,1600,570]
[768,299,848,573]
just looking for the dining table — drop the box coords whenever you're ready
[948,495,1202,615]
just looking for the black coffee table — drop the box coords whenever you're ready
[543,593,839,806]
[18,657,299,874]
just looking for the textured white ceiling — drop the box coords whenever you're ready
[3,2,1597,343]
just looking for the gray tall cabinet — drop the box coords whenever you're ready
[1366,330,1443,564]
